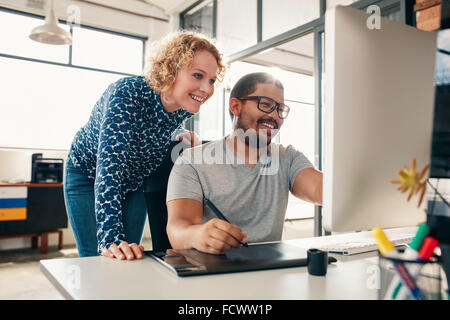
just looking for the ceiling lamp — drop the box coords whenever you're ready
[29,0,72,45]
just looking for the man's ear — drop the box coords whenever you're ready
[229,97,241,118]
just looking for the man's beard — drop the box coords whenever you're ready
[236,117,276,149]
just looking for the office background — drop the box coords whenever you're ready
[0,0,448,299]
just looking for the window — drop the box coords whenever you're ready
[381,3,402,22]
[198,88,226,141]
[0,9,145,150]
[0,57,121,149]
[262,0,321,40]
[281,99,316,219]
[274,68,315,220]
[71,27,143,75]
[216,0,257,56]
[436,29,450,86]
[0,11,69,63]
[182,0,214,36]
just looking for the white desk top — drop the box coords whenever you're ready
[40,237,381,300]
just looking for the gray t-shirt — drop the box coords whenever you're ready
[166,137,313,243]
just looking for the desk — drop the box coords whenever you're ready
[40,237,379,300]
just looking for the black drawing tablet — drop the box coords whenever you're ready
[145,242,313,277]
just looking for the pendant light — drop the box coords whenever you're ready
[29,0,72,45]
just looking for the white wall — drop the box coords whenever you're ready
[0,149,68,183]
[0,0,173,251]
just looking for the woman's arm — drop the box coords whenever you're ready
[94,85,143,260]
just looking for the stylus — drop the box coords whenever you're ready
[204,197,248,247]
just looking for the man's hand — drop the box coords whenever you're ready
[101,241,144,260]
[191,218,248,255]
[167,198,248,255]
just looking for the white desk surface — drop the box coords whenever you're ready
[40,237,381,300]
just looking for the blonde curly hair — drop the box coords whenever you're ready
[144,31,226,95]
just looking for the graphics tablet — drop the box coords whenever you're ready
[146,242,323,277]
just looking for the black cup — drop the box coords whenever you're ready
[307,248,328,276]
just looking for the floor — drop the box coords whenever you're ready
[0,219,314,300]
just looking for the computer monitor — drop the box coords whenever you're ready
[323,6,437,232]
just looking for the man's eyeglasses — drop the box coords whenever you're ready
[236,96,290,119]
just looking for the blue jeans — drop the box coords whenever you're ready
[63,158,147,257]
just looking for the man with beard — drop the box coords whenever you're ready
[166,72,322,254]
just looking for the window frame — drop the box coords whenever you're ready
[0,6,147,77]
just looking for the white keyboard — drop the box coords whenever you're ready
[309,226,417,256]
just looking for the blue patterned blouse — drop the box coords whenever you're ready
[68,76,192,253]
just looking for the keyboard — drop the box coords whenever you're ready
[307,226,417,256]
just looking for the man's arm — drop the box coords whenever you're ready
[291,168,323,205]
[166,198,247,254]
[166,198,202,250]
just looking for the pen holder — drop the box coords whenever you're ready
[378,253,445,300]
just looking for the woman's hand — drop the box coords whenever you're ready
[177,131,202,147]
[101,241,144,260]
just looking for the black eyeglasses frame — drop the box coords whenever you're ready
[235,95,290,119]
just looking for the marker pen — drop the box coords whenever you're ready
[394,236,439,300]
[373,227,400,258]
[383,224,429,299]
[373,227,425,300]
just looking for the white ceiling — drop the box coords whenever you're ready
[139,0,194,13]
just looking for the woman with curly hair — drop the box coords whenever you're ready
[64,31,226,260]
